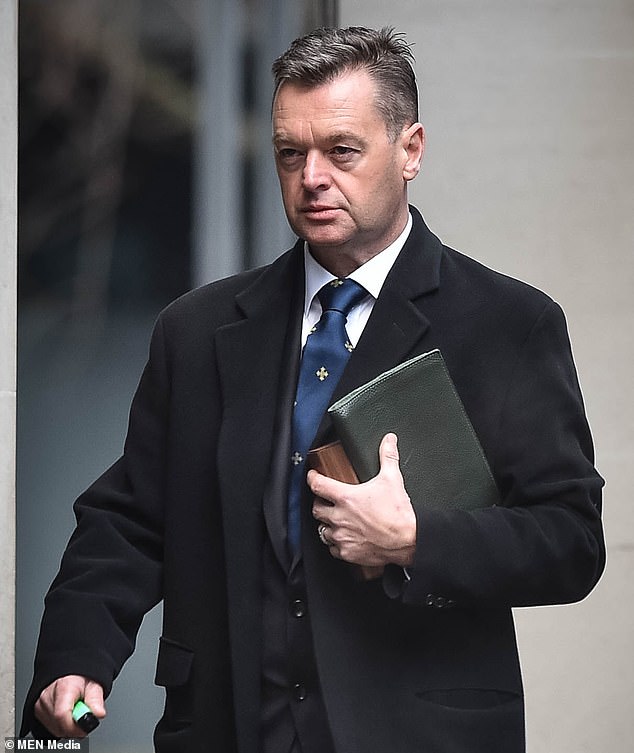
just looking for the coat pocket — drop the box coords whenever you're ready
[154,636,195,727]
[412,688,525,752]
[416,687,521,710]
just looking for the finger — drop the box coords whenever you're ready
[378,433,404,480]
[54,675,87,711]
[307,469,349,503]
[83,680,107,719]
[312,498,337,527]
[380,432,399,462]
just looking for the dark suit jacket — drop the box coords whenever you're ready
[23,208,605,752]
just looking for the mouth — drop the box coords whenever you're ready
[300,205,342,220]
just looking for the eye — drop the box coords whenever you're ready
[276,147,303,164]
[275,147,306,172]
[330,146,357,158]
[329,145,360,165]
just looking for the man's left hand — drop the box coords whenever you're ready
[308,433,417,568]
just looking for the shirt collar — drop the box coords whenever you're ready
[302,212,413,316]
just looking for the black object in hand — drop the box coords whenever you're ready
[72,700,100,733]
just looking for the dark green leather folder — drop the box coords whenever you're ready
[326,349,499,511]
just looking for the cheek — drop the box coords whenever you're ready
[373,163,405,200]
[356,173,390,208]
[350,162,393,198]
[277,173,300,204]
[337,174,371,204]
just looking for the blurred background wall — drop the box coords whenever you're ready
[17,1,334,750]
[339,1,634,751]
[16,1,633,751]
[1,0,17,739]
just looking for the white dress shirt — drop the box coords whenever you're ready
[301,213,413,349]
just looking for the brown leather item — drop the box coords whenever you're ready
[307,440,359,484]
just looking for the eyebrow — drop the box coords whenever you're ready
[272,132,292,147]
[324,131,367,147]
[272,131,367,148]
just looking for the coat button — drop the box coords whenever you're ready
[291,599,306,618]
[292,683,307,701]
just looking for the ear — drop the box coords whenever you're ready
[401,123,425,182]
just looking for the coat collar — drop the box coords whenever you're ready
[222,204,443,425]
[214,243,304,522]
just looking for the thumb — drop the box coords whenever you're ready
[83,680,107,718]
[379,432,401,471]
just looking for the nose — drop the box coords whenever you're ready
[302,151,331,192]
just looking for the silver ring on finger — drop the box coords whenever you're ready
[318,523,329,546]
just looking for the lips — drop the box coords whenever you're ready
[301,205,342,219]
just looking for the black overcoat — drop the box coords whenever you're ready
[23,208,605,752]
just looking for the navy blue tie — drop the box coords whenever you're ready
[287,278,368,557]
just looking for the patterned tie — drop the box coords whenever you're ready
[287,278,368,557]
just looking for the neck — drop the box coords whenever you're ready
[308,219,410,278]
[309,251,366,278]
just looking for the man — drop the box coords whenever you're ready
[23,26,604,753]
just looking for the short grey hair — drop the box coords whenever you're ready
[272,26,419,141]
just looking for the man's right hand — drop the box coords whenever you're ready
[34,675,106,738]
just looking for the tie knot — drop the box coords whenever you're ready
[317,278,367,317]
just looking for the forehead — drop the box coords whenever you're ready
[272,69,385,138]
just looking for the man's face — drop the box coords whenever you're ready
[272,69,423,273]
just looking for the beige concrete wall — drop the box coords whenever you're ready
[340,2,634,750]
[0,0,17,738]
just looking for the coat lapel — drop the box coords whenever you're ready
[214,243,303,753]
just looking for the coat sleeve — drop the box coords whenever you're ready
[21,315,171,737]
[402,300,605,609]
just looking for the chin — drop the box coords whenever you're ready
[294,223,351,249]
